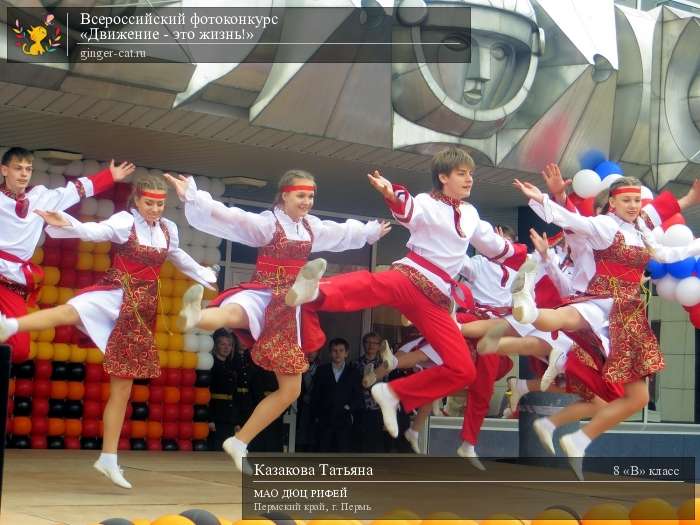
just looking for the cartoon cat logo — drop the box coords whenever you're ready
[13,14,62,57]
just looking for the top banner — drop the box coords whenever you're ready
[5,6,473,64]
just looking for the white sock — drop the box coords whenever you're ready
[387,353,398,370]
[5,318,18,337]
[231,436,248,450]
[554,351,568,372]
[99,452,118,469]
[406,428,419,440]
[570,429,591,451]
[460,441,475,454]
[515,379,529,396]
[539,417,556,433]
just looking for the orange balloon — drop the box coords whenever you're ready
[64,419,82,437]
[101,382,111,402]
[164,386,180,404]
[194,387,211,405]
[678,498,699,525]
[582,503,630,525]
[193,422,209,440]
[131,385,149,403]
[131,420,147,439]
[629,498,677,525]
[50,381,68,399]
[67,381,85,400]
[8,378,14,397]
[12,416,31,435]
[47,418,65,436]
[147,421,163,440]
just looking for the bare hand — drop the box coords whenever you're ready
[529,228,549,260]
[377,220,392,239]
[35,209,70,227]
[679,178,700,210]
[513,179,545,204]
[541,163,570,204]
[109,160,136,182]
[367,170,395,202]
[163,172,189,202]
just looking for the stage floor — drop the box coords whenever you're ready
[0,451,697,525]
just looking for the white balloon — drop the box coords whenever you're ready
[652,226,665,244]
[663,224,694,248]
[599,174,623,189]
[641,186,654,201]
[196,176,211,192]
[96,199,115,219]
[191,233,207,248]
[205,234,221,248]
[211,179,226,197]
[82,160,100,176]
[48,164,65,175]
[572,169,602,198]
[189,245,205,263]
[64,160,84,177]
[196,352,214,370]
[133,166,149,179]
[184,333,199,353]
[81,198,98,216]
[204,247,221,266]
[197,334,214,353]
[30,171,50,188]
[49,174,65,188]
[675,276,700,306]
[655,275,679,301]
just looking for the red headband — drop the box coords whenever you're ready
[139,190,168,200]
[610,186,641,196]
[281,185,316,193]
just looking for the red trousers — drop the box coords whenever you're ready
[460,354,513,444]
[314,269,476,411]
[0,284,30,363]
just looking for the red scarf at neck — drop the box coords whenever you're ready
[0,184,28,218]
[430,191,465,238]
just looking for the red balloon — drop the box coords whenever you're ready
[120,420,131,438]
[53,325,73,344]
[180,387,195,405]
[6,399,13,416]
[689,304,700,328]
[32,398,49,418]
[118,437,130,450]
[101,369,110,383]
[43,236,59,249]
[149,385,164,403]
[42,247,60,267]
[178,422,193,440]
[62,238,80,251]
[83,400,102,420]
[58,268,77,288]
[662,212,686,231]
[150,374,166,387]
[178,404,194,422]
[65,436,81,449]
[162,422,178,439]
[568,193,595,217]
[166,368,182,387]
[60,250,78,268]
[15,379,33,397]
[76,271,95,289]
[125,403,133,420]
[178,439,193,451]
[33,380,51,399]
[85,364,103,383]
[11,345,29,364]
[148,403,163,421]
[31,417,48,435]
[35,360,53,379]
[30,435,47,449]
[163,403,179,422]
[180,369,196,387]
[147,438,162,451]
[82,419,100,438]
[84,383,101,400]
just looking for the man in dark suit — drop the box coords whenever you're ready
[312,338,363,453]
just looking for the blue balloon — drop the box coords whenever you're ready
[695,257,700,277]
[667,257,696,279]
[647,260,667,280]
[595,160,623,179]
[579,149,607,171]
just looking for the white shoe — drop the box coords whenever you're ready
[559,433,585,481]
[431,398,443,417]
[371,383,399,438]
[180,284,204,332]
[223,437,253,475]
[533,418,556,456]
[285,259,326,307]
[404,429,420,454]
[505,377,522,414]
[400,315,413,327]
[511,257,538,324]
[540,346,566,391]
[380,340,397,372]
[93,460,132,489]
[476,323,508,355]
[456,443,486,471]
[362,363,377,388]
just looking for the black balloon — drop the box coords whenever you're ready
[133,378,148,386]
[130,438,147,451]
[13,397,32,417]
[162,439,179,451]
[68,363,86,382]
[100,519,134,525]
[194,370,211,388]
[193,404,209,422]
[65,400,83,419]
[47,436,64,449]
[181,508,221,525]
[11,435,30,449]
[51,361,68,380]
[80,437,100,450]
[48,400,65,418]
[262,511,297,525]
[192,439,208,452]
[14,361,35,379]
[130,402,148,421]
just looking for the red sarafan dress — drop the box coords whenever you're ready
[45,208,217,378]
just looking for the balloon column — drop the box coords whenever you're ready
[5,153,222,451]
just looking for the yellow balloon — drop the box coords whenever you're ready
[158,350,169,368]
[151,515,196,525]
[174,279,191,297]
[53,343,71,361]
[36,342,54,360]
[132,519,151,525]
[43,267,60,286]
[30,330,39,341]
[203,286,219,300]
[167,350,184,368]
[78,241,95,253]
[479,515,525,525]
[69,345,87,363]
[40,286,58,305]
[37,327,55,342]
[161,260,175,278]
[169,313,183,333]
[77,252,94,271]
[57,287,74,304]
[86,347,103,364]
[678,498,699,525]
[582,503,630,525]
[156,315,170,333]
[160,278,174,297]
[28,342,37,360]
[181,352,198,369]
[155,332,169,352]
[531,508,579,525]
[30,247,44,265]
[94,241,112,254]
[629,498,677,525]
[167,334,184,352]
[92,254,111,272]
[159,296,173,315]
